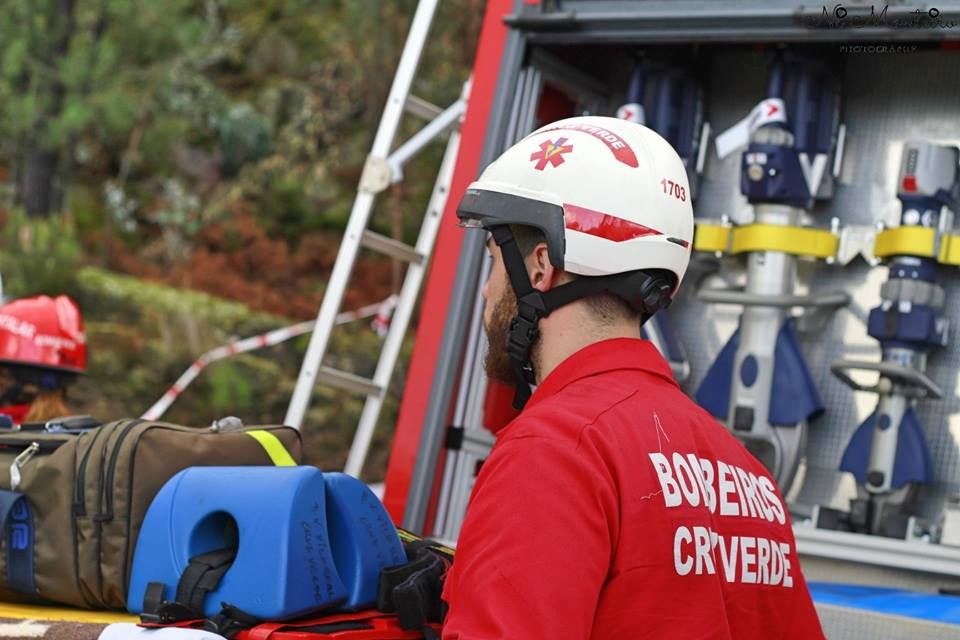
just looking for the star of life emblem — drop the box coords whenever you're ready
[530,138,573,170]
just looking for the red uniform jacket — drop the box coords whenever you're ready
[442,338,824,639]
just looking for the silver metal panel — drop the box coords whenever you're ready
[801,553,960,593]
[672,48,960,520]
[795,526,960,577]
[513,1,960,44]
[816,603,960,640]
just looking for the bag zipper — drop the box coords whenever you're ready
[94,418,145,604]
[99,419,146,523]
[71,426,106,609]
[73,426,107,517]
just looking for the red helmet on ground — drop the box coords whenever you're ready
[0,295,86,373]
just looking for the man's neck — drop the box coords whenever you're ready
[532,303,641,384]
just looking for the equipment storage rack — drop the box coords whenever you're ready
[375,2,960,637]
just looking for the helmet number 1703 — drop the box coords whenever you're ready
[661,178,687,203]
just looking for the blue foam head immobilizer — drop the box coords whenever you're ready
[127,466,406,620]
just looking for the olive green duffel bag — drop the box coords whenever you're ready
[0,417,302,610]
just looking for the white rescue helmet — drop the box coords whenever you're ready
[458,115,694,293]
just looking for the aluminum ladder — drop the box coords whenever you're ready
[285,0,467,478]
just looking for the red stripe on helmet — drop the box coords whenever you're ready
[563,204,663,242]
[539,124,639,167]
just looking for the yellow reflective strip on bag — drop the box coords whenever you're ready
[729,224,839,258]
[938,233,960,266]
[693,222,732,253]
[874,226,936,260]
[245,430,297,466]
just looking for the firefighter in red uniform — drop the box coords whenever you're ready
[442,116,824,639]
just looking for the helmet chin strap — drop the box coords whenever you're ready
[490,225,675,410]
[491,226,544,409]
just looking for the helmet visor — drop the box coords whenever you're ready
[456,188,566,269]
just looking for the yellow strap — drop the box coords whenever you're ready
[397,528,456,556]
[730,223,839,258]
[696,221,960,265]
[874,226,936,260]
[398,529,417,543]
[693,222,732,253]
[0,601,137,624]
[693,222,838,259]
[246,429,297,466]
[938,233,960,266]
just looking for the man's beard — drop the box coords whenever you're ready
[483,288,539,385]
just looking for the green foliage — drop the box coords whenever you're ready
[75,266,285,329]
[94,86,139,138]
[72,265,290,422]
[0,0,483,477]
[0,209,82,297]
[208,361,254,414]
[2,38,28,79]
[49,96,93,145]
[217,104,273,177]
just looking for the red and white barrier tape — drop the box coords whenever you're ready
[141,295,399,420]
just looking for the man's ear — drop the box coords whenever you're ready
[527,242,558,292]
